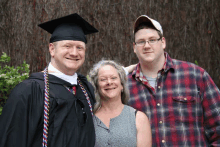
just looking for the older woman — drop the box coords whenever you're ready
[89,60,152,147]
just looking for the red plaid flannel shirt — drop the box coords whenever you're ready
[128,53,220,146]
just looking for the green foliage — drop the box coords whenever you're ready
[195,60,199,65]
[0,52,30,115]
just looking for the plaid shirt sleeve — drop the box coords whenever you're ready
[200,71,220,146]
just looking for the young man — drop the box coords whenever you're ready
[128,15,220,146]
[0,13,98,147]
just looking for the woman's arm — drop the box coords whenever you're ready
[136,111,152,147]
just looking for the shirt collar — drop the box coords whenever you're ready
[163,52,175,72]
[132,52,175,78]
[48,63,78,85]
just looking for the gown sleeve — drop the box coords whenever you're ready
[0,79,44,147]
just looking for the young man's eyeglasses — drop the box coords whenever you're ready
[135,37,162,47]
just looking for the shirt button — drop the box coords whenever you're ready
[159,121,163,124]
[184,98,187,100]
[162,140,165,143]
[157,103,160,106]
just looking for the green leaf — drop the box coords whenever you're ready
[0,107,3,115]
[195,60,198,65]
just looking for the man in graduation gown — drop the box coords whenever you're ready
[0,13,98,147]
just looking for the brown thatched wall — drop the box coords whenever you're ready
[0,0,219,87]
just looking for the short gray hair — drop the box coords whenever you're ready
[89,60,130,113]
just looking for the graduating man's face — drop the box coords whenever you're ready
[49,40,86,75]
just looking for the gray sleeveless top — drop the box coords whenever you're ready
[93,105,137,147]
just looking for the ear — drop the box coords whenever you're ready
[161,37,166,50]
[49,43,55,57]
[133,42,137,53]
[120,83,124,92]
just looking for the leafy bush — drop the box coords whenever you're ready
[0,52,30,115]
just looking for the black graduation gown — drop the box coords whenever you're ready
[0,72,96,147]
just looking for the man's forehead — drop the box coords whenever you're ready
[135,28,160,39]
[56,40,86,45]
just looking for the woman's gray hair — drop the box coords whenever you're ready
[89,59,130,113]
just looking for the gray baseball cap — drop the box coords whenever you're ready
[133,15,163,35]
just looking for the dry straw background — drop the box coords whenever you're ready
[0,0,219,87]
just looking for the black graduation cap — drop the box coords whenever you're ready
[38,13,98,43]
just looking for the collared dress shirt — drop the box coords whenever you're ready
[128,52,220,147]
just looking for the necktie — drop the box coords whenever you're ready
[68,85,76,95]
[72,86,76,95]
